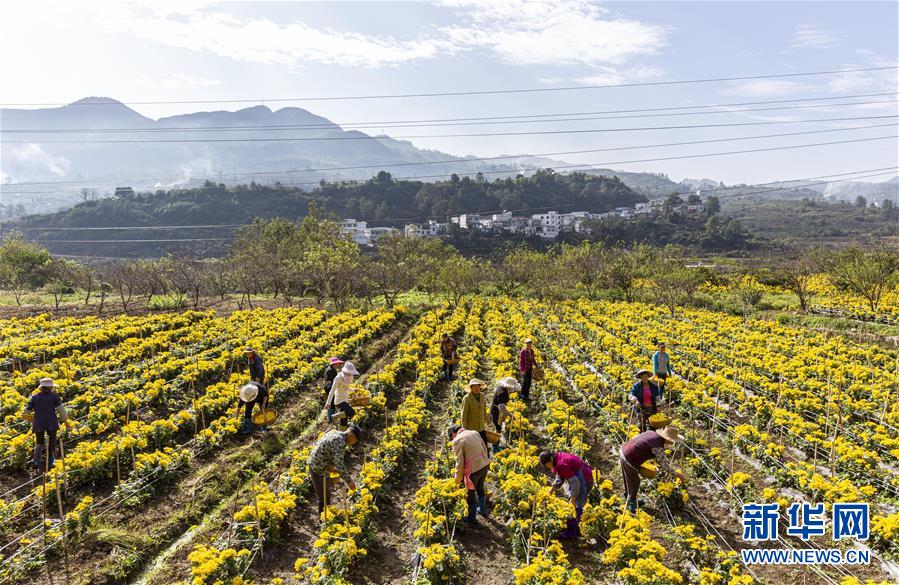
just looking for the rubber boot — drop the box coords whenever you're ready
[559,518,580,539]
[626,497,637,514]
[477,495,489,518]
[463,494,478,524]
[239,417,252,435]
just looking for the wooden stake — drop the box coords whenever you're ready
[58,438,68,498]
[54,479,71,585]
[253,485,264,561]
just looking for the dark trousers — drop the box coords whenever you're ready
[310,470,332,513]
[443,360,454,381]
[521,369,532,399]
[331,401,355,428]
[33,429,57,467]
[478,430,489,450]
[466,464,489,513]
[490,405,501,429]
[620,454,641,502]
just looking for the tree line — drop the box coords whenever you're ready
[1,209,896,317]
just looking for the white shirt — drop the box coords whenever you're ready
[326,371,353,407]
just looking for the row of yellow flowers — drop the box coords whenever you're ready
[562,299,898,569]
[300,304,468,584]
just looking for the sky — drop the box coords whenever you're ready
[1,0,897,185]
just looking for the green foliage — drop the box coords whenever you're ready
[0,232,53,304]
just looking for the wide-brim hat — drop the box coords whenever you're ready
[329,357,345,366]
[38,378,57,389]
[657,426,684,444]
[496,377,521,391]
[525,339,533,344]
[634,369,653,379]
[341,362,359,376]
[239,383,259,402]
[244,347,257,354]
[466,378,487,391]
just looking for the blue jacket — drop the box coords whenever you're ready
[630,381,661,409]
[26,390,62,432]
[652,351,672,375]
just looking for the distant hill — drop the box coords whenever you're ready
[0,97,559,192]
[8,170,646,258]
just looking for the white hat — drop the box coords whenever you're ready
[525,339,533,344]
[466,378,487,391]
[239,383,259,402]
[341,362,359,376]
[38,378,57,389]
[496,377,521,391]
[244,347,257,354]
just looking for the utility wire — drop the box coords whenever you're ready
[6,114,896,144]
[3,65,895,106]
[19,170,897,242]
[7,165,897,230]
[4,122,896,189]
[5,96,896,134]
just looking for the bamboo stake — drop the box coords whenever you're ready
[253,484,264,561]
[54,480,71,585]
[58,437,68,498]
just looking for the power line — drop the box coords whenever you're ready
[21,170,896,242]
[5,96,896,134]
[7,122,896,189]
[3,66,895,107]
[8,166,897,230]
[6,114,896,144]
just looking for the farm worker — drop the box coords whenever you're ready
[307,424,363,514]
[325,361,359,429]
[24,378,66,469]
[461,378,489,449]
[619,427,687,513]
[323,357,344,400]
[539,450,594,539]
[518,339,538,401]
[440,333,458,381]
[652,342,674,402]
[630,369,662,432]
[490,377,520,446]
[448,424,491,524]
[244,347,265,386]
[235,382,268,435]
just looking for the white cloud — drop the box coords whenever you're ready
[723,79,815,97]
[790,24,841,49]
[95,1,666,70]
[133,73,220,90]
[440,0,668,66]
[101,5,450,69]
[575,65,664,86]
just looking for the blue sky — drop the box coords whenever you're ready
[1,0,897,184]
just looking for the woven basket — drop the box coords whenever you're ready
[638,462,658,479]
[531,365,545,382]
[485,430,502,444]
[444,357,460,365]
[349,395,371,407]
[251,408,278,426]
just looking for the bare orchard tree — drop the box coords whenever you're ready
[820,242,899,314]
[73,262,97,305]
[207,259,235,303]
[139,259,169,308]
[100,261,144,313]
[166,254,208,309]
[42,259,78,311]
[651,246,706,317]
[775,250,818,313]
[560,241,606,299]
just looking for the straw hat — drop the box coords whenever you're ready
[329,357,345,366]
[239,383,259,402]
[496,377,521,391]
[244,347,257,354]
[465,378,487,391]
[656,426,684,444]
[525,338,533,344]
[37,378,57,389]
[341,362,359,376]
[634,369,653,379]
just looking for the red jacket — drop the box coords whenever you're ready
[519,347,536,373]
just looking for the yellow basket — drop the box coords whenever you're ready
[485,430,502,444]
[21,412,33,423]
[251,408,278,426]
[349,395,371,407]
[639,462,658,479]
[444,357,460,365]
[648,413,671,429]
